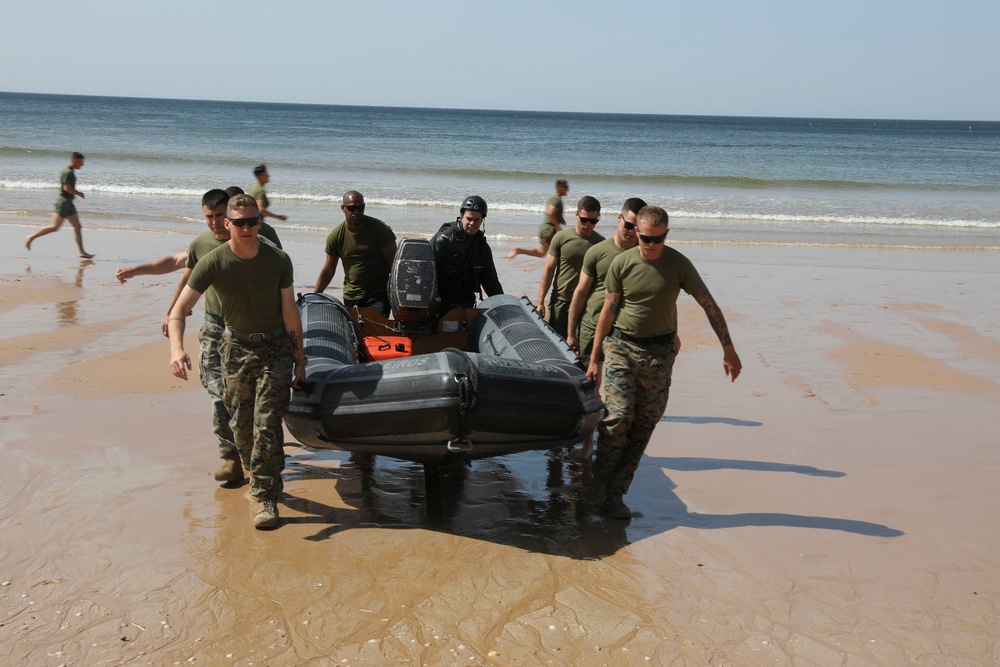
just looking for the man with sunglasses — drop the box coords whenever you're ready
[313,191,397,317]
[585,205,742,520]
[536,196,605,339]
[117,190,285,485]
[168,194,305,530]
[567,197,647,366]
[564,198,649,460]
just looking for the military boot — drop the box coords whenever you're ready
[254,499,280,529]
[214,458,245,484]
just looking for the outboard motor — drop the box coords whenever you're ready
[388,238,439,332]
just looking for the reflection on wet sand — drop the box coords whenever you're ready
[184,446,902,665]
[277,445,900,549]
[282,448,631,560]
[55,259,94,326]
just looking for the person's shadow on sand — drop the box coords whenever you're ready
[279,440,902,560]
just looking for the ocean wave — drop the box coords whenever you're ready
[3,180,996,229]
[268,193,547,214]
[671,210,1000,229]
[666,239,1000,251]
[0,145,70,157]
[0,179,208,198]
[343,166,1000,192]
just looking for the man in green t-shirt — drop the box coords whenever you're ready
[536,195,605,339]
[115,189,284,485]
[567,198,647,365]
[115,189,282,285]
[563,198,647,460]
[25,152,94,258]
[249,164,288,223]
[313,190,397,317]
[168,194,305,530]
[507,179,569,259]
[584,205,742,520]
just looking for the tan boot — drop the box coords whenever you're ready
[214,458,244,483]
[254,499,280,529]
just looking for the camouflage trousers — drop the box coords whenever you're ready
[197,320,237,462]
[222,334,294,502]
[593,335,676,496]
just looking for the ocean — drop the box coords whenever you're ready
[2,91,998,250]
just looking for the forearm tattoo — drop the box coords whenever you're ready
[692,288,733,348]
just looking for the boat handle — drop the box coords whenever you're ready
[446,438,473,453]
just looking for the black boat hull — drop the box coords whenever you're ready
[285,293,602,464]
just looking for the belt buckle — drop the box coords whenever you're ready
[249,332,265,344]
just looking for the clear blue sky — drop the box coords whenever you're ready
[4,0,997,120]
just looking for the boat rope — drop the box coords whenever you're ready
[444,347,479,426]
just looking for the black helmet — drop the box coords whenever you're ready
[460,195,487,218]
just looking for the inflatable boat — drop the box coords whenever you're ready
[284,239,603,464]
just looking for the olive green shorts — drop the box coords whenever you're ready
[54,197,77,218]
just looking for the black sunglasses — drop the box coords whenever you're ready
[638,231,668,244]
[228,216,260,228]
[622,219,636,231]
[578,215,600,225]
[343,204,365,212]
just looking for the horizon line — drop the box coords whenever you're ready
[2,90,997,125]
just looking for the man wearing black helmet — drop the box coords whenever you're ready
[431,196,503,310]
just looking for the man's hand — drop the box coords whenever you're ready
[171,351,192,381]
[115,267,134,284]
[292,359,306,388]
[723,346,742,382]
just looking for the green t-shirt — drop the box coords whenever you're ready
[543,194,562,224]
[605,246,706,338]
[247,182,268,209]
[323,215,397,301]
[57,167,75,200]
[259,221,282,248]
[548,228,605,303]
[580,237,630,329]
[186,232,228,317]
[188,241,293,333]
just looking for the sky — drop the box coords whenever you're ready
[3,0,998,121]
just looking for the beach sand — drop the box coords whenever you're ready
[2,223,999,665]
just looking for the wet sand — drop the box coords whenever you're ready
[2,223,999,665]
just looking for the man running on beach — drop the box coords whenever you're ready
[313,191,397,316]
[507,179,569,259]
[536,195,604,339]
[248,164,288,223]
[25,152,94,258]
[584,205,741,520]
[168,194,304,530]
